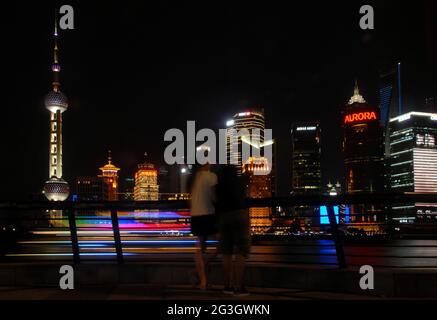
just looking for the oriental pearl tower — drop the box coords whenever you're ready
[42,18,70,201]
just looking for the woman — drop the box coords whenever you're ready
[189,163,218,290]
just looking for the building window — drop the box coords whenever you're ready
[425,134,436,147]
[417,134,436,147]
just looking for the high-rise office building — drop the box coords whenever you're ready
[242,157,272,234]
[379,71,394,129]
[43,19,70,201]
[389,111,437,223]
[379,66,402,128]
[342,82,384,223]
[291,122,322,194]
[342,82,384,194]
[134,162,159,201]
[226,109,265,175]
[379,69,396,189]
[75,177,109,201]
[98,151,120,201]
[290,122,321,228]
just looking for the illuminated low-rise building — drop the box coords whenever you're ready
[119,177,135,200]
[98,151,120,201]
[389,111,437,223]
[242,157,272,234]
[75,177,109,201]
[159,193,191,201]
[134,162,159,201]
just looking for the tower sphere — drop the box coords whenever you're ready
[45,91,68,113]
[43,177,70,201]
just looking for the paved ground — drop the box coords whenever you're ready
[0,284,383,300]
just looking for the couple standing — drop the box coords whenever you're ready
[189,163,250,296]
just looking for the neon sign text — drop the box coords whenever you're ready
[344,111,377,124]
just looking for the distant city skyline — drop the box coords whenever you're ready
[5,1,437,200]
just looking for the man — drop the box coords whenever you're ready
[189,163,218,290]
[216,165,251,296]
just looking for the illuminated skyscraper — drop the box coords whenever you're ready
[43,18,70,201]
[290,122,322,228]
[379,65,404,128]
[342,82,384,194]
[226,109,266,175]
[99,151,120,201]
[134,162,159,201]
[342,81,384,223]
[242,157,272,234]
[291,122,321,194]
[389,111,437,223]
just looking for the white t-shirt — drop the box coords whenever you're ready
[190,170,218,217]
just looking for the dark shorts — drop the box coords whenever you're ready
[219,209,251,257]
[190,214,218,237]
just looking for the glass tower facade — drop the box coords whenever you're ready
[389,112,437,223]
[291,122,322,194]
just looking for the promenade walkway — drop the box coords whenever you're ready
[0,284,382,300]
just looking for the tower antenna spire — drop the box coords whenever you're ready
[54,9,58,37]
[51,9,61,92]
[43,7,70,201]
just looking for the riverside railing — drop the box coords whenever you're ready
[1,192,437,268]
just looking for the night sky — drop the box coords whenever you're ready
[6,1,437,200]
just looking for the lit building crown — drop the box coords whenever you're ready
[99,151,121,176]
[98,150,120,201]
[242,157,271,175]
[348,80,366,105]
